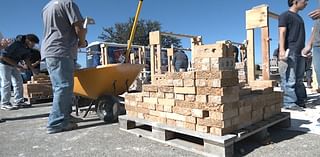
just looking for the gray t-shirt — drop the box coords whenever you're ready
[41,0,83,59]
[313,19,320,47]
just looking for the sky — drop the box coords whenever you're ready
[0,0,319,66]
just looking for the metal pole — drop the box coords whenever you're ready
[125,0,143,63]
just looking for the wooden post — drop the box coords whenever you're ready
[130,53,135,64]
[150,45,155,83]
[247,29,255,82]
[191,36,202,69]
[167,47,174,72]
[157,44,162,74]
[245,5,278,82]
[100,44,107,65]
[261,26,270,80]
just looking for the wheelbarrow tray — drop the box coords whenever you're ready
[73,63,144,99]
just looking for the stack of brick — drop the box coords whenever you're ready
[125,42,283,136]
[23,74,53,101]
[235,62,247,86]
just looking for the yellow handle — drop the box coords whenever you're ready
[125,0,143,63]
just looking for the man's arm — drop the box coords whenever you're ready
[309,8,320,20]
[302,27,315,56]
[73,21,87,48]
[2,56,26,70]
[24,58,38,75]
[31,60,41,68]
[278,27,287,60]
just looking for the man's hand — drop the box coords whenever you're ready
[302,45,312,58]
[31,60,41,67]
[278,49,287,61]
[16,64,28,71]
[309,9,320,20]
[78,39,88,48]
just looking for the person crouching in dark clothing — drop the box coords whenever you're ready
[173,50,188,72]
[0,34,39,110]
[20,48,41,82]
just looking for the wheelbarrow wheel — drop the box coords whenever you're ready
[96,95,119,122]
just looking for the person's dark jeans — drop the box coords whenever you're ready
[21,70,33,83]
[279,54,307,107]
[305,57,312,87]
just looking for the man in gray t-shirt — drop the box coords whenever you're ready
[42,0,87,134]
[0,33,5,123]
[302,1,320,124]
[303,5,320,91]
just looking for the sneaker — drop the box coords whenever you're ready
[47,122,78,134]
[15,102,31,108]
[297,103,306,108]
[1,104,14,110]
[284,105,305,111]
[0,119,5,123]
[70,115,83,123]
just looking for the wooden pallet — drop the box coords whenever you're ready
[119,112,290,157]
[26,96,53,105]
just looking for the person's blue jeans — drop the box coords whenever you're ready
[46,57,74,130]
[0,63,24,105]
[279,55,306,107]
[312,46,320,89]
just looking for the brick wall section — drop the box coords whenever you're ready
[124,42,283,136]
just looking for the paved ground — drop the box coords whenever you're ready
[0,89,320,157]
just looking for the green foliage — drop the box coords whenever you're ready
[99,18,182,48]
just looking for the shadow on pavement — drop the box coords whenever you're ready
[76,121,108,130]
[306,93,320,109]
[233,127,306,156]
[2,113,49,121]
[289,118,312,132]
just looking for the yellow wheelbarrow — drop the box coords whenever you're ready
[73,63,144,122]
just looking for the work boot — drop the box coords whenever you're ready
[47,122,78,134]
[70,115,83,123]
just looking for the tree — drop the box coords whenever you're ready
[99,18,182,48]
